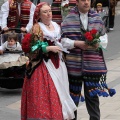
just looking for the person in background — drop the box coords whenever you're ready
[109,0,118,31]
[51,0,76,25]
[0,33,22,54]
[0,0,6,31]
[1,0,36,32]
[21,2,76,120]
[96,3,106,19]
[96,3,103,12]
[61,0,116,120]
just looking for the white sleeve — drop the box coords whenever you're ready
[25,3,36,32]
[61,38,75,49]
[16,42,22,51]
[99,33,108,49]
[1,1,9,29]
[0,46,3,50]
[0,41,7,51]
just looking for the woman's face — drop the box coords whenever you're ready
[39,4,52,23]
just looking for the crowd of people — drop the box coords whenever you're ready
[0,0,117,120]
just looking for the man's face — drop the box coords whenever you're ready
[76,0,91,13]
[16,0,23,3]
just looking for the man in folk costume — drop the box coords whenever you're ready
[51,0,76,25]
[61,0,116,120]
[1,0,36,32]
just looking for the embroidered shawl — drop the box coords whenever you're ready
[61,6,106,77]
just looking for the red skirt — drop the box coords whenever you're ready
[21,61,63,120]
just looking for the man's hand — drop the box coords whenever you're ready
[3,27,9,31]
[74,41,88,50]
[21,27,27,32]
[94,43,100,49]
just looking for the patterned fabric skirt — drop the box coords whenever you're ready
[21,61,63,120]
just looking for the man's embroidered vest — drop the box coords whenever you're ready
[8,0,31,28]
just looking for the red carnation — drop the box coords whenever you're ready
[84,29,100,46]
[22,33,32,53]
[86,35,93,41]
[84,32,93,41]
[90,29,97,35]
[84,32,91,37]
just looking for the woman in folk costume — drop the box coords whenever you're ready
[21,2,76,120]
[51,0,76,25]
[61,0,116,119]
[1,0,36,32]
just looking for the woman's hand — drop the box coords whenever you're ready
[46,46,62,53]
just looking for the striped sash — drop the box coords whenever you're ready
[82,48,107,75]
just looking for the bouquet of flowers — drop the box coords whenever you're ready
[22,33,32,53]
[61,0,70,20]
[22,24,48,53]
[84,29,100,47]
